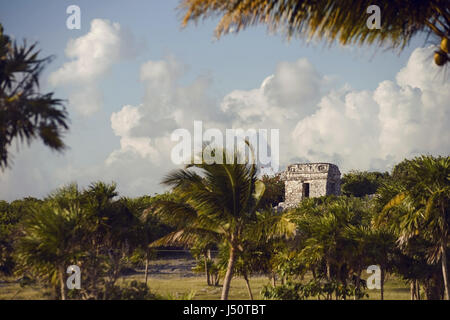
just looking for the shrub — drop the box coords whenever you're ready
[106,281,160,300]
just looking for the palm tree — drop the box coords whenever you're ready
[16,184,85,300]
[151,149,264,300]
[375,179,444,300]
[82,182,141,299]
[190,239,217,286]
[0,24,68,169]
[17,203,83,300]
[222,208,297,299]
[346,223,396,300]
[152,146,296,299]
[178,0,450,66]
[295,196,374,300]
[382,156,450,300]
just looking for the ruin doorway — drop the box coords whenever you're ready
[303,183,310,198]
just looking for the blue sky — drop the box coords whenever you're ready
[1,0,427,94]
[0,0,448,200]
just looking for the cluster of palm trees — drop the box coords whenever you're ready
[0,152,448,300]
[1,182,168,300]
[267,196,396,300]
[149,153,449,300]
[377,156,450,299]
[150,149,296,300]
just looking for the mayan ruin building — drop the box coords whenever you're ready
[277,163,341,210]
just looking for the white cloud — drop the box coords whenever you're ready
[104,46,449,198]
[290,46,450,172]
[49,19,129,116]
[221,58,328,126]
[108,105,162,164]
[2,45,448,201]
[102,56,222,193]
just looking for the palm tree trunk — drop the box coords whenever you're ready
[380,267,385,300]
[221,246,236,300]
[326,261,331,280]
[326,261,332,300]
[59,265,66,300]
[144,253,149,286]
[354,269,362,300]
[441,241,449,300]
[243,274,253,300]
[92,244,99,299]
[410,281,416,300]
[204,253,211,286]
[416,280,420,300]
[213,272,220,286]
[207,249,212,260]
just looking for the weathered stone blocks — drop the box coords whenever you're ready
[277,163,341,209]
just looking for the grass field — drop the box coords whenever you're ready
[0,274,411,300]
[0,258,412,300]
[126,275,410,300]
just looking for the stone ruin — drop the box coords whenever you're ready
[276,163,341,210]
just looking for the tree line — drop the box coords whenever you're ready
[0,153,449,300]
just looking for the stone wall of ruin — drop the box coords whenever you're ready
[280,163,341,208]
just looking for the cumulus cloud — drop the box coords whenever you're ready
[104,46,449,198]
[3,45,448,201]
[216,46,449,173]
[101,56,225,194]
[221,58,329,125]
[49,19,131,116]
[290,47,450,171]
[108,105,162,164]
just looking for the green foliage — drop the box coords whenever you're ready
[341,171,389,197]
[377,155,450,299]
[104,281,160,300]
[261,282,304,300]
[1,154,449,300]
[0,197,43,276]
[192,256,221,285]
[261,279,367,300]
[0,24,68,169]
[285,195,396,299]
[179,1,450,66]
[258,174,285,208]
[152,147,268,299]
[10,182,169,300]
[165,289,197,300]
[0,201,16,276]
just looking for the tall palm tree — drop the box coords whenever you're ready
[178,0,450,66]
[152,144,297,299]
[221,207,297,299]
[82,182,141,299]
[382,155,450,300]
[375,179,444,300]
[151,149,265,300]
[0,24,68,169]
[17,203,83,300]
[133,194,173,286]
